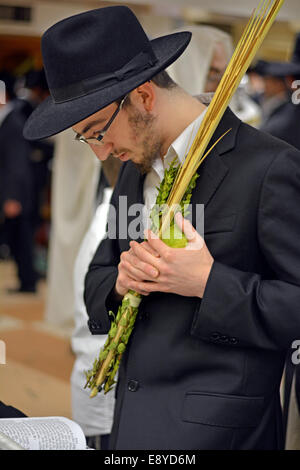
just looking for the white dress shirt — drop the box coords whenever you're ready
[143,108,207,229]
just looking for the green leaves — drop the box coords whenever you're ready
[117,343,126,354]
[85,295,141,395]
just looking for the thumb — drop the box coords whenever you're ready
[174,212,197,242]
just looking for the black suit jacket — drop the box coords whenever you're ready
[0,106,33,215]
[85,107,300,450]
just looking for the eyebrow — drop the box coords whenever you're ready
[75,118,107,136]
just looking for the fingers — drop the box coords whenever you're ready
[174,213,204,250]
[174,212,196,241]
[140,241,160,258]
[128,278,170,295]
[116,273,150,297]
[144,229,169,255]
[119,248,159,282]
[129,240,161,272]
[117,243,162,297]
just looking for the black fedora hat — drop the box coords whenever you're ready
[251,32,300,78]
[24,6,191,141]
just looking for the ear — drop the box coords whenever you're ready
[131,81,156,112]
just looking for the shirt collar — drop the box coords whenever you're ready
[170,107,208,164]
[151,107,208,178]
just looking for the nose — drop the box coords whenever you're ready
[90,142,113,161]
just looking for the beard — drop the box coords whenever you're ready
[126,103,163,175]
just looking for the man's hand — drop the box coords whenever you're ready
[115,240,160,297]
[115,213,214,299]
[3,200,22,218]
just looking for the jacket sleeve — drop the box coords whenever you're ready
[191,147,300,351]
[84,164,125,335]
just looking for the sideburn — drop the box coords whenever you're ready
[126,102,163,175]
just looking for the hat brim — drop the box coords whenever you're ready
[253,60,300,77]
[24,32,191,141]
[265,61,300,77]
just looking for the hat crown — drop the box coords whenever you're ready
[42,6,154,91]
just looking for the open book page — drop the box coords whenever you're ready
[0,416,87,450]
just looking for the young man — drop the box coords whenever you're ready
[24,6,300,450]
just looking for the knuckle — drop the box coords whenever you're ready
[144,262,153,274]
[118,260,126,273]
[159,262,171,276]
[163,249,173,263]
[141,241,151,252]
[118,272,126,284]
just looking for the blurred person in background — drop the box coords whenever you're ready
[252,33,300,151]
[19,68,50,119]
[0,71,37,293]
[244,66,266,108]
[19,69,54,276]
[167,25,261,127]
[71,155,121,450]
[167,25,232,96]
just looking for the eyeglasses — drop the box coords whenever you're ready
[74,94,128,146]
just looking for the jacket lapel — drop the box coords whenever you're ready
[123,161,145,206]
[119,162,145,247]
[191,107,241,209]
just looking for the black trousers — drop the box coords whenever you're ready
[5,214,36,289]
